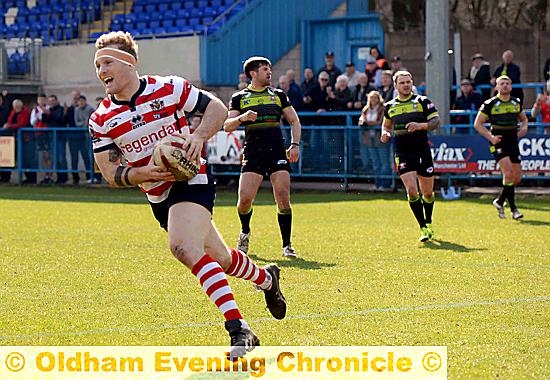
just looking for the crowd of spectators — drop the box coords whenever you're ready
[0,90,99,185]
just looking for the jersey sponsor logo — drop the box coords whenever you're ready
[119,123,179,154]
[106,117,122,129]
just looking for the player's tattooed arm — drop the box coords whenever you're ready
[108,147,122,164]
[427,116,440,131]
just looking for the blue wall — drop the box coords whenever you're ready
[200,0,343,86]
[301,14,384,75]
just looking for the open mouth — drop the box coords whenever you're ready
[103,77,113,86]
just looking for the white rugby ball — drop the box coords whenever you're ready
[153,135,200,181]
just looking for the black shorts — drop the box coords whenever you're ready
[241,144,291,177]
[395,145,435,177]
[490,141,521,164]
[149,181,216,230]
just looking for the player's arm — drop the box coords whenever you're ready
[473,111,501,145]
[282,106,302,163]
[517,111,528,138]
[94,147,174,187]
[184,91,228,161]
[380,117,393,143]
[224,110,244,132]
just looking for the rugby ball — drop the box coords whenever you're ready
[153,135,200,181]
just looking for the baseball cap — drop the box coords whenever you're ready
[345,61,354,67]
[325,51,334,57]
[460,79,471,85]
[471,53,483,60]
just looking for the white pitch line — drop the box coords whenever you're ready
[1,295,548,342]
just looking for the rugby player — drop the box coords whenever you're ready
[380,70,440,242]
[474,75,528,220]
[89,32,286,360]
[224,56,302,258]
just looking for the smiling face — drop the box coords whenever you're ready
[95,48,137,97]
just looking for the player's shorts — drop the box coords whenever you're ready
[149,180,216,230]
[394,144,434,177]
[490,141,521,164]
[241,143,291,178]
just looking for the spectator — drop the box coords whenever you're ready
[491,50,523,102]
[467,52,492,101]
[65,90,81,184]
[236,72,248,90]
[303,71,331,112]
[351,73,377,110]
[317,51,342,88]
[544,57,550,82]
[95,96,103,108]
[43,94,68,184]
[531,80,550,134]
[0,93,12,182]
[31,94,53,184]
[378,70,395,103]
[358,91,391,188]
[390,56,406,74]
[328,74,353,110]
[369,47,390,70]
[365,56,382,88]
[343,62,361,88]
[300,67,316,95]
[452,79,483,131]
[3,99,35,184]
[72,95,94,184]
[284,69,303,110]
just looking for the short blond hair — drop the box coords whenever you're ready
[393,70,413,85]
[95,31,138,61]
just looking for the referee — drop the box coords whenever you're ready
[224,56,302,257]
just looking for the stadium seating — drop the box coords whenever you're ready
[1,0,247,76]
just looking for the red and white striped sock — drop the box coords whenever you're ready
[192,254,243,321]
[226,249,272,290]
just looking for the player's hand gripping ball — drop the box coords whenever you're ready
[153,135,200,181]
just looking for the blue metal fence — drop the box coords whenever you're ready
[1,111,548,187]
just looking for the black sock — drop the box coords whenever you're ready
[277,209,292,247]
[408,196,426,228]
[422,195,435,224]
[505,184,517,210]
[496,186,507,205]
[238,209,253,234]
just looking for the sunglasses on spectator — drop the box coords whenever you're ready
[320,78,329,81]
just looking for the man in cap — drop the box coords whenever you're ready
[343,61,361,88]
[316,51,342,88]
[467,52,491,100]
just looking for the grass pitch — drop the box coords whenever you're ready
[0,185,549,379]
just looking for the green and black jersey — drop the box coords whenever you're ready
[383,94,439,152]
[229,85,291,147]
[478,95,522,141]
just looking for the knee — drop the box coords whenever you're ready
[407,190,420,200]
[169,240,199,266]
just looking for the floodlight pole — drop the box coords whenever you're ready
[425,0,450,128]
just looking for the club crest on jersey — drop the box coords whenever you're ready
[132,114,146,129]
[149,99,164,111]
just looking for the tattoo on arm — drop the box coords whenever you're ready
[108,148,121,163]
[427,117,440,131]
[114,166,124,187]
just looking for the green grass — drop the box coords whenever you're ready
[0,185,549,379]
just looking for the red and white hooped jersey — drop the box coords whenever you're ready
[89,75,209,203]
